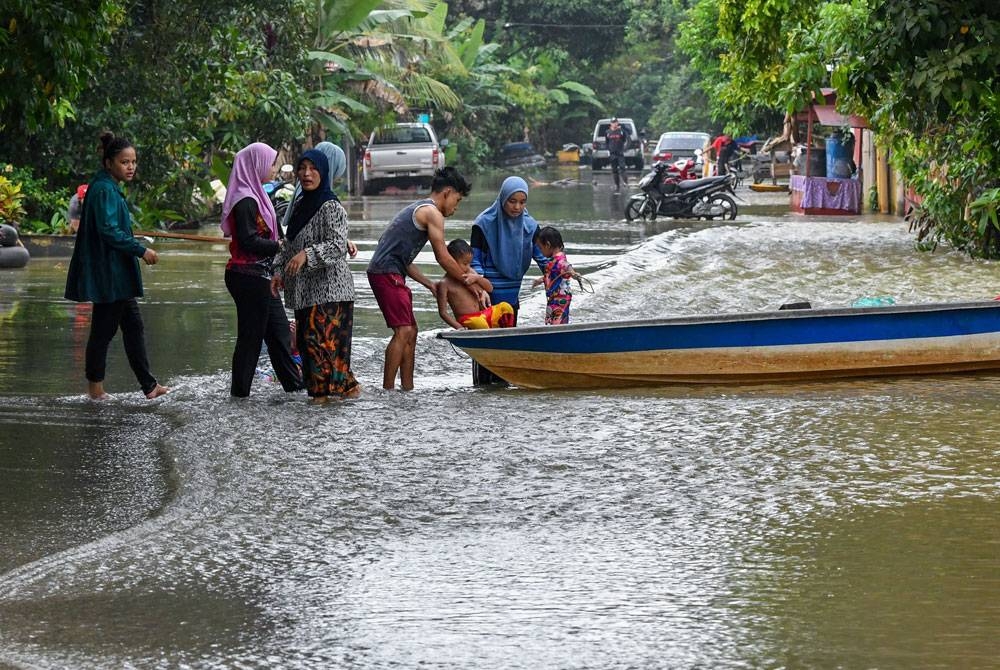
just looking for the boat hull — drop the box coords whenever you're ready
[438,302,1000,389]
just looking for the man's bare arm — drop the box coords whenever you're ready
[418,206,480,284]
[405,263,435,292]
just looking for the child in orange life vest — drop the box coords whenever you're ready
[532,226,578,325]
[436,239,515,329]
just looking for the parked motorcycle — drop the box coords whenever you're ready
[263,164,295,222]
[625,161,739,221]
[661,156,700,182]
[207,164,295,222]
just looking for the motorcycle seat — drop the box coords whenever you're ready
[676,176,731,191]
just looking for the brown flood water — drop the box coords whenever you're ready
[1,171,998,668]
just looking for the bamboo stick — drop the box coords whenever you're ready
[136,230,228,243]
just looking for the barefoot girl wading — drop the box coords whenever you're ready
[64,131,169,400]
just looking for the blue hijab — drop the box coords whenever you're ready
[286,149,338,241]
[473,176,539,279]
[281,141,346,232]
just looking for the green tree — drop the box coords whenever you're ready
[494,0,628,65]
[846,0,998,131]
[308,0,603,169]
[714,0,819,117]
[0,1,126,158]
[697,0,1000,256]
[676,0,831,134]
[423,14,525,168]
[50,1,313,224]
[843,0,1000,255]
[628,0,718,137]
[464,0,630,147]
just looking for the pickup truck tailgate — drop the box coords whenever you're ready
[372,143,437,172]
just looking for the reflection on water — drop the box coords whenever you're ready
[1,176,999,668]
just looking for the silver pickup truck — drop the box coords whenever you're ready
[362,122,446,195]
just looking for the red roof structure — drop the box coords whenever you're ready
[796,88,868,128]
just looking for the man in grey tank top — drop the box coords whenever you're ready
[367,167,490,390]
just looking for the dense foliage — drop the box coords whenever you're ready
[4,0,997,258]
[846,0,1000,256]
[62,1,313,223]
[2,1,312,229]
[0,1,126,142]
[697,0,1000,256]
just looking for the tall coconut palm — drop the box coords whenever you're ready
[308,0,464,133]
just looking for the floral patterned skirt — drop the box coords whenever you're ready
[294,301,359,398]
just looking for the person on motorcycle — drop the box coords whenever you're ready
[604,118,630,191]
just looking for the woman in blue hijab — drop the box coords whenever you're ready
[272,148,360,403]
[279,141,358,257]
[280,141,345,230]
[470,176,548,319]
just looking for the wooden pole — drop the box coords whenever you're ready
[876,147,890,214]
[136,230,227,243]
[805,105,814,178]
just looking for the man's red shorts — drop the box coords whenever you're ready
[367,272,416,328]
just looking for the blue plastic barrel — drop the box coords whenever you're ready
[826,135,853,178]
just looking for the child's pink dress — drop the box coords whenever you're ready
[542,252,573,324]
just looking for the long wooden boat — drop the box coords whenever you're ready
[437,301,1000,389]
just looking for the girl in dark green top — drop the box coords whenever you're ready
[64,132,169,401]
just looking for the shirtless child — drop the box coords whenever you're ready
[437,239,515,330]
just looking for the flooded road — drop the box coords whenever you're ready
[1,172,998,668]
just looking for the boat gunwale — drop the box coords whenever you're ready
[437,300,1000,342]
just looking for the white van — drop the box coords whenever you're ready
[591,118,643,171]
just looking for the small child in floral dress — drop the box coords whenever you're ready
[532,226,578,325]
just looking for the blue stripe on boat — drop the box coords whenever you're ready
[439,302,1000,354]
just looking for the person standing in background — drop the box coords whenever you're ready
[67,184,88,233]
[712,134,733,175]
[604,117,630,191]
[718,136,738,175]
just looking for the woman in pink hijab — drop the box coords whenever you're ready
[221,142,303,397]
